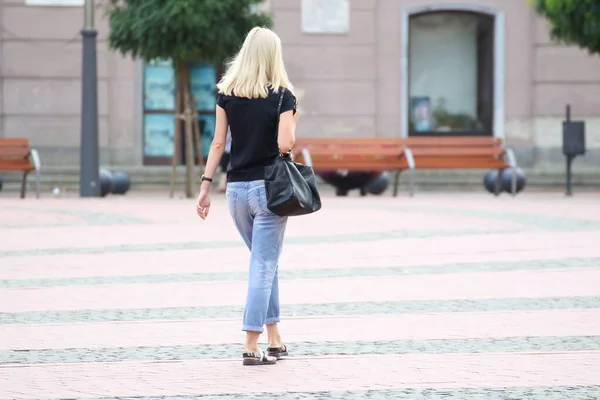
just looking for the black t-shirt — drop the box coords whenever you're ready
[217,88,296,182]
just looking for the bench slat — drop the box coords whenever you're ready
[413,157,508,169]
[307,159,401,165]
[309,163,406,171]
[295,136,501,147]
[404,136,501,147]
[0,159,34,171]
[0,148,31,158]
[0,138,30,148]
[299,148,404,156]
[410,147,505,157]
[295,138,403,146]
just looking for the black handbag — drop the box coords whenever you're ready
[264,89,322,217]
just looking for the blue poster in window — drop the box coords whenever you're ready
[147,58,173,68]
[197,114,215,158]
[410,96,432,132]
[144,114,175,157]
[190,62,216,111]
[144,64,175,110]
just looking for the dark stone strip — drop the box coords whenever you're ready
[0,228,515,258]
[2,257,599,288]
[2,336,599,365]
[1,296,598,325]
[27,386,600,400]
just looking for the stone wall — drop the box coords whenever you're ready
[0,0,599,176]
[0,0,139,166]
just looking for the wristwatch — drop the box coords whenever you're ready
[201,175,213,183]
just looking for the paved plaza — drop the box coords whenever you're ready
[1,189,600,399]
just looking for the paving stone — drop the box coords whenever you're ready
[3,268,600,313]
[2,352,600,398]
[2,296,600,324]
[0,228,520,258]
[64,386,600,400]
[2,309,599,350]
[2,257,600,289]
[5,243,600,281]
[2,336,600,365]
[1,193,600,399]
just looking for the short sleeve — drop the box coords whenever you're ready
[279,89,296,114]
[217,93,226,109]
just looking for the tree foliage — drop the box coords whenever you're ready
[534,0,600,55]
[106,0,272,198]
[106,0,273,66]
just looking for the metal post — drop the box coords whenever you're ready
[79,0,100,197]
[566,155,573,196]
[564,105,573,197]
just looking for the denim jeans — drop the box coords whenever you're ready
[226,180,288,333]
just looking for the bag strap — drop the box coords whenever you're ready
[275,88,289,158]
[276,88,285,125]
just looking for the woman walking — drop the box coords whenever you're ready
[196,27,299,366]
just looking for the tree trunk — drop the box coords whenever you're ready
[169,64,184,198]
[188,94,204,170]
[181,64,196,198]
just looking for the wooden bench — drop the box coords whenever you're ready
[0,138,42,198]
[293,138,410,196]
[293,136,518,196]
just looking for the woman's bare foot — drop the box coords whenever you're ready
[266,323,282,348]
[266,323,288,358]
[243,331,261,354]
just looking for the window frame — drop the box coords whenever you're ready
[141,61,223,166]
[407,10,495,137]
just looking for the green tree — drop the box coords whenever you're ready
[533,0,600,55]
[106,0,272,197]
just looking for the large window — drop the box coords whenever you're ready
[142,60,218,165]
[408,11,494,136]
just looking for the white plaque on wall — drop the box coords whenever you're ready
[26,0,83,5]
[302,0,350,34]
[250,0,271,15]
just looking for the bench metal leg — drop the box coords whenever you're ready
[408,168,415,197]
[35,169,41,199]
[30,149,42,199]
[301,148,313,167]
[505,148,517,197]
[494,168,503,196]
[404,148,415,197]
[20,171,29,199]
[392,170,400,197]
[511,171,517,196]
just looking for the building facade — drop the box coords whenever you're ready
[1,0,599,176]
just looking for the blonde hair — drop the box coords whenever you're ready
[217,27,293,99]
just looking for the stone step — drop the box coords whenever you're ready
[1,166,599,195]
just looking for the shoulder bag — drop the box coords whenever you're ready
[264,89,322,217]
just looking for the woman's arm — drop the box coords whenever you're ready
[200,105,228,192]
[278,109,298,153]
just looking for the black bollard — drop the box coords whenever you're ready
[111,171,131,195]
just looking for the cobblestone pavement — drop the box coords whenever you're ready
[1,191,600,399]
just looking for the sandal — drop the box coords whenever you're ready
[267,344,289,359]
[242,349,277,366]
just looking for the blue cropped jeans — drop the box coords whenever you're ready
[226,180,288,333]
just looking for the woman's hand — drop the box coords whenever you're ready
[196,189,211,220]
